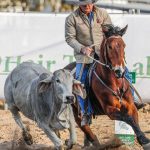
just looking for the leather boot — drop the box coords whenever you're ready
[134,102,146,110]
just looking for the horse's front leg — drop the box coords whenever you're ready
[105,103,150,150]
[71,104,100,147]
[124,92,150,149]
[122,112,150,150]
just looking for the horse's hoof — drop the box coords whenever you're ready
[92,135,101,147]
[143,143,150,150]
[92,141,100,147]
[25,139,33,145]
[22,131,33,145]
[84,138,92,147]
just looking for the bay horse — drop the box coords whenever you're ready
[65,24,150,150]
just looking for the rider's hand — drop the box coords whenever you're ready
[81,47,93,56]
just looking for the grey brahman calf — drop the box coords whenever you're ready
[4,62,85,150]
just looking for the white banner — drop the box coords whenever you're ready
[0,13,150,101]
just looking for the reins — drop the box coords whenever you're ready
[88,55,109,68]
[88,40,127,102]
[89,38,120,72]
[88,43,110,68]
[124,76,143,103]
[93,69,125,102]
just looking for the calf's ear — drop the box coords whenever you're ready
[38,73,53,93]
[73,79,86,99]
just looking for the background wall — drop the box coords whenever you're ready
[0,13,150,101]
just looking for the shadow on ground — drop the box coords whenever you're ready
[0,136,132,150]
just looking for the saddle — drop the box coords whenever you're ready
[64,60,106,116]
[85,62,105,116]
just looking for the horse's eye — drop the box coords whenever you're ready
[109,45,112,49]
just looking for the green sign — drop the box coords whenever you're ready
[116,134,135,145]
[129,72,136,84]
[115,121,135,145]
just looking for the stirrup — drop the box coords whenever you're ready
[81,114,92,126]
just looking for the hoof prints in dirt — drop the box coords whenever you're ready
[83,136,127,150]
[0,110,149,150]
[0,141,53,150]
[0,142,130,150]
[0,137,129,150]
[0,141,82,150]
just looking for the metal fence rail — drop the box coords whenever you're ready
[64,0,150,14]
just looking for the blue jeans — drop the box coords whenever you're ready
[76,63,93,115]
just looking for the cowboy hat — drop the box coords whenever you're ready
[75,0,99,5]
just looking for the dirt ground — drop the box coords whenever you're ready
[0,101,150,150]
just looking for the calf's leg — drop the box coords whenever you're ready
[10,106,33,145]
[65,106,77,149]
[38,123,64,150]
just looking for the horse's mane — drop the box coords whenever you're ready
[102,24,128,38]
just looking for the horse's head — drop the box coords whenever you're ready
[101,24,128,78]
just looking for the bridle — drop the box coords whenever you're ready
[104,36,125,73]
[89,35,127,102]
[88,37,143,103]
[89,35,126,73]
[93,68,126,103]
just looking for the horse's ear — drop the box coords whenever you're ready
[120,25,128,36]
[102,24,114,33]
[102,24,114,38]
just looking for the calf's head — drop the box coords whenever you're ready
[38,69,86,104]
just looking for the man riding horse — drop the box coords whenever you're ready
[65,0,145,126]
